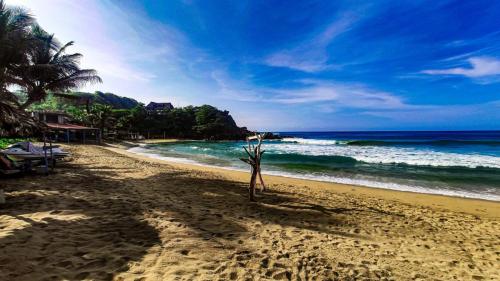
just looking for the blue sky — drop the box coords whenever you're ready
[8,0,500,131]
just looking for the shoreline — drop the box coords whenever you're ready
[127,144,500,202]
[107,142,500,218]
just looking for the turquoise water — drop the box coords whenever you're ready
[129,131,500,201]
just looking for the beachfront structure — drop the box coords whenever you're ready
[31,111,100,143]
[145,102,174,113]
[32,111,69,124]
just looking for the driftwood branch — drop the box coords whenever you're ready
[243,146,254,160]
[240,133,267,201]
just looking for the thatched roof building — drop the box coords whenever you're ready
[145,102,174,112]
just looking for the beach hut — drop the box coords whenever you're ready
[32,111,101,143]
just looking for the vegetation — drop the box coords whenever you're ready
[0,0,101,136]
[16,26,102,110]
[28,94,249,140]
[0,1,36,136]
[0,0,249,140]
[0,138,32,149]
[73,91,139,109]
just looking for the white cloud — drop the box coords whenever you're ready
[5,0,207,102]
[270,81,406,110]
[422,56,500,78]
[264,14,356,72]
[264,53,329,73]
[212,68,500,129]
[6,0,159,83]
[211,70,265,102]
[212,72,409,110]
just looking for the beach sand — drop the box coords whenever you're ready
[0,144,499,280]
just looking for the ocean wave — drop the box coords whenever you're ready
[282,137,500,147]
[346,139,500,146]
[128,146,199,165]
[281,137,344,145]
[264,143,500,169]
[189,146,212,151]
[262,170,500,201]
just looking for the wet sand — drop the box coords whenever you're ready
[0,144,499,280]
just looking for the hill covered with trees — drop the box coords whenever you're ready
[29,91,250,140]
[122,104,249,140]
[73,91,140,109]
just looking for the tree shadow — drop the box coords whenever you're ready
[0,190,160,281]
[115,171,369,240]
[0,145,403,280]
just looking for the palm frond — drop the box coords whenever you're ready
[47,69,102,90]
[0,90,41,136]
[50,41,74,62]
[1,2,102,111]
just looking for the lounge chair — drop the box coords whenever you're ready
[3,142,69,159]
[0,153,23,175]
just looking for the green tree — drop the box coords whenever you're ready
[0,1,101,136]
[168,106,196,137]
[0,0,32,90]
[16,25,101,109]
[87,104,114,135]
[0,0,37,135]
[65,105,89,124]
[193,105,241,139]
[125,105,147,132]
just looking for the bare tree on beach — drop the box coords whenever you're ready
[240,133,267,201]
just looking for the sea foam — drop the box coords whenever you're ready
[281,137,343,145]
[267,141,500,169]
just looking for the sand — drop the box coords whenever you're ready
[0,144,499,281]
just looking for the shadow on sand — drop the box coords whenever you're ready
[0,146,402,280]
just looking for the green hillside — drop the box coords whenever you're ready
[74,91,140,109]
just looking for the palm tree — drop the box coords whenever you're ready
[0,0,101,135]
[0,0,33,88]
[17,25,102,109]
[88,104,115,136]
[0,0,38,136]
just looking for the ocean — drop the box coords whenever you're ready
[128,131,500,201]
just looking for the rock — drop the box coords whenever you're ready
[0,189,5,204]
